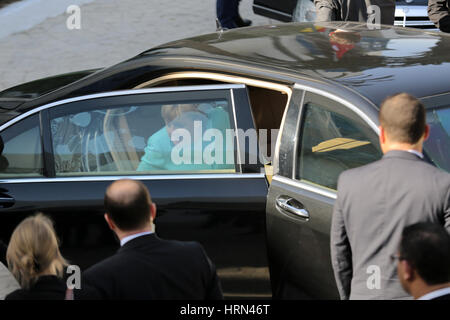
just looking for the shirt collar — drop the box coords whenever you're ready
[407,149,424,159]
[120,231,153,247]
[417,287,450,300]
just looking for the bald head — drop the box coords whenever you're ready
[104,179,153,231]
[379,93,426,144]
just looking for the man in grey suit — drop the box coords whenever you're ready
[331,93,450,300]
[314,0,396,25]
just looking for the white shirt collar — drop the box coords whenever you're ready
[120,231,153,247]
[407,149,424,159]
[417,287,450,300]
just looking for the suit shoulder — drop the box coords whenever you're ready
[83,253,124,278]
[337,159,382,184]
[161,238,205,254]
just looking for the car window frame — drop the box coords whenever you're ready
[0,84,264,182]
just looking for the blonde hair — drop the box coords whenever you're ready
[161,104,199,124]
[6,213,68,289]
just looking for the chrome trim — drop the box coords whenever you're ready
[273,175,337,200]
[0,84,246,132]
[134,72,292,96]
[291,89,305,179]
[230,88,243,171]
[0,173,265,184]
[293,83,379,133]
[276,196,310,220]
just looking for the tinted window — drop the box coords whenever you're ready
[0,114,43,177]
[296,93,382,190]
[50,95,235,176]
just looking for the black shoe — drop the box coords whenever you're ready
[235,15,252,27]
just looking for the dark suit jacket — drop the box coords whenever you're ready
[5,275,66,300]
[79,234,223,300]
[428,0,450,32]
[331,150,450,300]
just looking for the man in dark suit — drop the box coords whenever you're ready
[331,93,450,299]
[428,0,450,32]
[79,179,223,300]
[396,223,450,300]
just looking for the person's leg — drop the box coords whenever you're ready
[235,0,252,27]
[216,0,239,29]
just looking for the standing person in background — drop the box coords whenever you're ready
[5,214,69,300]
[331,93,450,300]
[395,223,450,300]
[428,0,450,32]
[216,0,252,29]
[314,0,395,25]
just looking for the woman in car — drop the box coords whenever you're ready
[137,103,233,172]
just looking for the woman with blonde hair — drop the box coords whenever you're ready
[5,213,68,300]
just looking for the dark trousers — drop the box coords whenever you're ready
[217,0,239,29]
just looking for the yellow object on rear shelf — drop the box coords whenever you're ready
[312,138,370,153]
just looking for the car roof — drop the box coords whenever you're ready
[140,22,450,107]
[9,22,450,115]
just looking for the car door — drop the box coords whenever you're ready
[266,87,382,299]
[0,84,270,298]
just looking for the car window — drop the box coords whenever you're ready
[424,106,450,173]
[296,93,382,190]
[0,114,43,178]
[49,95,236,176]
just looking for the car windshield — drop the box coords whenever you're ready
[424,106,450,172]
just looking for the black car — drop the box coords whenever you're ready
[0,22,449,299]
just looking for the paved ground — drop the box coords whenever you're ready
[0,0,273,91]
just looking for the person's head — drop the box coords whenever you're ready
[396,223,450,297]
[104,179,156,238]
[6,213,68,289]
[161,105,179,125]
[161,104,199,125]
[379,93,429,154]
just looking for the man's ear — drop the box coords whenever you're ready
[104,213,116,231]
[379,126,386,145]
[150,203,157,221]
[400,260,414,282]
[423,124,430,141]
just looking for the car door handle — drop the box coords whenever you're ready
[0,196,15,208]
[276,196,310,220]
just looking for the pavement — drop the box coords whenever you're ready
[0,0,273,91]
